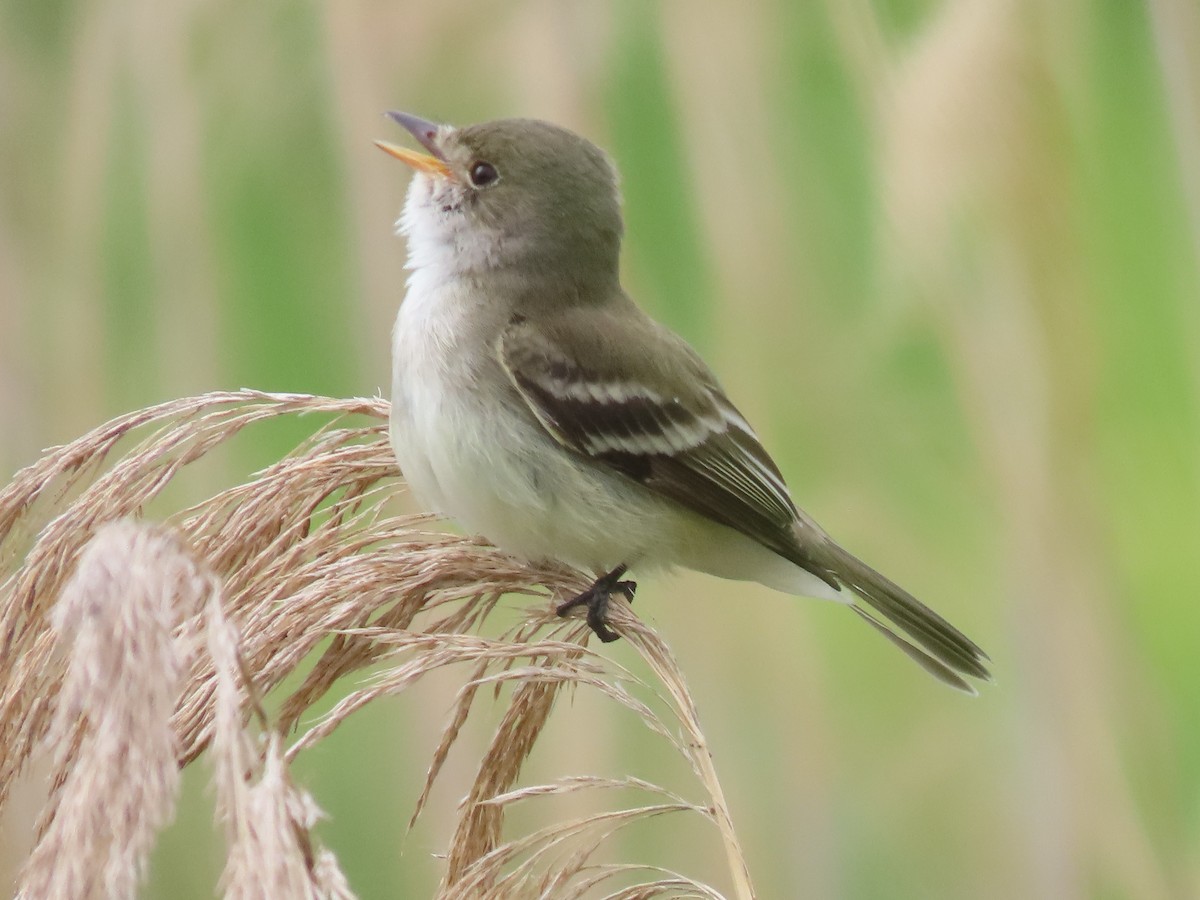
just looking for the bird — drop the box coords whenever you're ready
[375,111,990,692]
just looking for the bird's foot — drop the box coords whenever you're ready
[556,564,638,643]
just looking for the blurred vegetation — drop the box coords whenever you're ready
[2,0,1198,897]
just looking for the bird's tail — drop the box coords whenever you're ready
[820,543,992,693]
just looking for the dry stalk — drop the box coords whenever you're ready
[0,390,754,898]
[15,520,206,899]
[208,590,355,900]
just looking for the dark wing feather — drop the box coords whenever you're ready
[498,309,834,584]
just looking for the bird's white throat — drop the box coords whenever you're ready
[397,172,511,281]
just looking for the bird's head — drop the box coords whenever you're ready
[377,112,623,283]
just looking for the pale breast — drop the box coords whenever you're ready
[389,279,686,570]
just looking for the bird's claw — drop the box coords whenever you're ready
[556,565,637,642]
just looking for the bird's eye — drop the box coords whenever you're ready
[468,161,499,187]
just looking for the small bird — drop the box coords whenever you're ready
[376,111,990,692]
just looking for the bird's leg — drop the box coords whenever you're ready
[556,563,638,642]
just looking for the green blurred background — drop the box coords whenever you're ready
[2,0,1198,896]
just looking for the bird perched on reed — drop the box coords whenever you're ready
[376,111,990,692]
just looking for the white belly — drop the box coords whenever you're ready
[389,278,676,571]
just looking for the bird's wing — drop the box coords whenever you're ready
[496,303,833,583]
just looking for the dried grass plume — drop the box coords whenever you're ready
[16,521,202,899]
[0,391,755,899]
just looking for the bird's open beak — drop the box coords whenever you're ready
[375,111,453,178]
